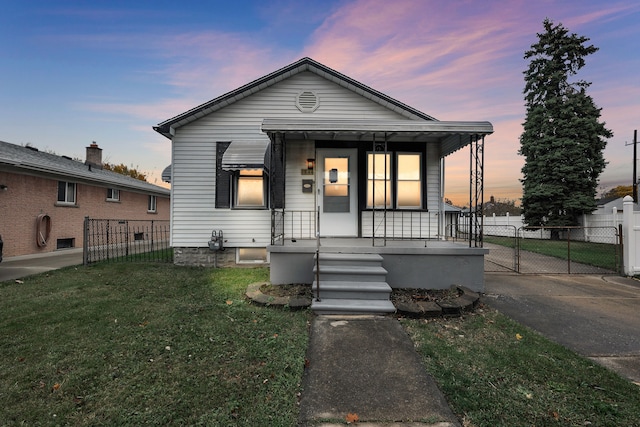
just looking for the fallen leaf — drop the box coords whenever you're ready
[226,300,233,305]
[346,413,359,423]
[516,333,523,340]
[52,383,60,391]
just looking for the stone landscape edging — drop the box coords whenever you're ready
[246,283,479,317]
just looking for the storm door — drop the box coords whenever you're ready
[317,148,358,236]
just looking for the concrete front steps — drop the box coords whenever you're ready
[311,253,396,315]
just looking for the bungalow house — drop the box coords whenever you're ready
[155,57,492,314]
[0,141,170,259]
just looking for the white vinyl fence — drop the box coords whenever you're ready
[623,196,640,276]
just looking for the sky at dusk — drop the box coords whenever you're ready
[1,0,638,206]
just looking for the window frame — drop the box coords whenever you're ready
[106,188,120,202]
[366,152,392,209]
[148,195,157,213]
[365,150,425,210]
[233,169,268,209]
[395,152,422,209]
[57,181,77,205]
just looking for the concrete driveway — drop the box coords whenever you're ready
[0,249,84,282]
[484,272,640,384]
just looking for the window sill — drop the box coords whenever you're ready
[55,202,78,208]
[363,208,429,212]
[232,207,268,210]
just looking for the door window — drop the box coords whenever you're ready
[323,157,350,212]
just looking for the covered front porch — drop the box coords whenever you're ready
[262,118,492,312]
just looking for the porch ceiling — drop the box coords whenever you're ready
[261,119,493,157]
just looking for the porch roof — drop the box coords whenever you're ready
[261,119,493,157]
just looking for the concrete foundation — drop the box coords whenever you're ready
[173,247,236,267]
[268,239,487,292]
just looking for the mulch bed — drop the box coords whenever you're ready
[258,284,461,303]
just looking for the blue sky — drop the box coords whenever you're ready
[1,0,638,205]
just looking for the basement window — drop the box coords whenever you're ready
[237,248,268,264]
[56,238,75,249]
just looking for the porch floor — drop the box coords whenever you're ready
[268,238,487,291]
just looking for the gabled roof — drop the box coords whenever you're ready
[154,57,437,139]
[0,140,170,196]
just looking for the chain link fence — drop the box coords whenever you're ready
[514,226,620,274]
[83,217,172,264]
[449,223,621,274]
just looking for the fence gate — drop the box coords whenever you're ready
[483,225,518,272]
[513,226,620,274]
[83,217,172,264]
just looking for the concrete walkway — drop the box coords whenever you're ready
[0,249,83,282]
[298,315,460,427]
[484,272,640,384]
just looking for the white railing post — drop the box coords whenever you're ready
[622,195,635,276]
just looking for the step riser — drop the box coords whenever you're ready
[311,300,396,315]
[318,273,386,282]
[312,282,391,300]
[318,260,383,268]
[312,290,391,300]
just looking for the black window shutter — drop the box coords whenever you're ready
[216,142,232,208]
[270,136,285,209]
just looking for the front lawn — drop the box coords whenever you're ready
[405,309,640,426]
[0,264,309,426]
[1,264,638,426]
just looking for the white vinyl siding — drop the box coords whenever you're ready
[170,71,423,248]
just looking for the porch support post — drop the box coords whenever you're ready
[469,134,484,247]
[270,132,285,210]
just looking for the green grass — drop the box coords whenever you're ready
[484,236,618,271]
[2,264,639,426]
[404,309,640,427]
[0,264,309,426]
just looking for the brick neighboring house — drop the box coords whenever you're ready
[0,140,170,258]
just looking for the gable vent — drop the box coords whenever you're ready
[296,91,319,113]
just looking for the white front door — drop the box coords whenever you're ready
[317,148,358,236]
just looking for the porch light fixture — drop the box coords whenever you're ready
[307,158,315,170]
[0,184,7,191]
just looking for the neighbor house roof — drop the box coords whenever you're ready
[153,57,438,139]
[0,140,170,196]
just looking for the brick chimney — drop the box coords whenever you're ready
[85,141,103,169]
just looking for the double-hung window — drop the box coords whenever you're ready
[107,188,120,201]
[396,153,422,209]
[366,152,422,209]
[148,195,157,213]
[367,153,391,208]
[57,181,76,205]
[235,169,266,208]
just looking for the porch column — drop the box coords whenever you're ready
[270,133,285,209]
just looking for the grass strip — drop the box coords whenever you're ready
[0,264,309,426]
[404,308,640,426]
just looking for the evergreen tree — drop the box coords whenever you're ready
[519,19,612,227]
